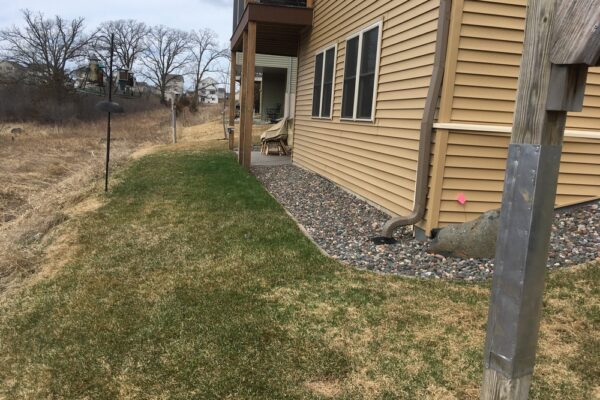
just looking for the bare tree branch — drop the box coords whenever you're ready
[0,9,96,89]
[187,29,227,109]
[94,20,149,72]
[139,25,190,103]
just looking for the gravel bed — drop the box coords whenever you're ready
[252,164,600,281]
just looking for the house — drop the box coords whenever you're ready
[230,0,600,238]
[136,81,154,96]
[0,61,25,83]
[165,74,184,102]
[199,77,220,104]
[217,87,227,102]
[70,66,88,88]
[236,53,298,121]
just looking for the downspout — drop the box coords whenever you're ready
[379,0,453,240]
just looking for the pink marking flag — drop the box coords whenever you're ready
[457,193,467,205]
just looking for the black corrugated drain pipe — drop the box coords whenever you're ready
[372,0,453,244]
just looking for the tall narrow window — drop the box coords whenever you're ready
[312,53,323,117]
[312,44,337,118]
[341,22,382,121]
[341,37,359,119]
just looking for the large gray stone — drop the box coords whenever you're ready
[428,209,501,259]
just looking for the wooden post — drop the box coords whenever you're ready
[307,0,314,8]
[171,97,177,144]
[239,31,248,166]
[241,22,256,169]
[480,0,598,399]
[229,51,237,150]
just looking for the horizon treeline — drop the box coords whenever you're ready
[0,10,229,106]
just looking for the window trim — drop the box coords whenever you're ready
[311,43,338,120]
[340,20,383,123]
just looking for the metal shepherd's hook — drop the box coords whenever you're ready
[95,33,124,192]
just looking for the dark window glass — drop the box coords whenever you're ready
[357,26,379,119]
[321,47,336,118]
[341,37,359,119]
[312,53,324,117]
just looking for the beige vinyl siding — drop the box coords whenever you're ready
[451,0,600,130]
[437,133,600,225]
[293,0,441,216]
[432,0,600,228]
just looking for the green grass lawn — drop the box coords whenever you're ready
[0,146,598,399]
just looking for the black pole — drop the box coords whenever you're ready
[104,33,115,192]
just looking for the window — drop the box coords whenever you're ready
[341,22,382,121]
[312,45,337,118]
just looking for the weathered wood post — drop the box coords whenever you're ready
[171,96,177,144]
[229,51,237,150]
[241,21,256,169]
[239,30,248,166]
[481,1,599,399]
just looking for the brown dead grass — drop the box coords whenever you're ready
[0,105,223,298]
[305,380,343,398]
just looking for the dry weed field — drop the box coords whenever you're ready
[0,104,222,295]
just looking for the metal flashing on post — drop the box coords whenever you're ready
[484,144,563,379]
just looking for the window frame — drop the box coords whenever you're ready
[340,20,383,123]
[311,43,338,120]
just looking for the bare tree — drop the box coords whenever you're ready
[0,10,96,89]
[95,20,148,71]
[140,26,190,103]
[188,29,227,109]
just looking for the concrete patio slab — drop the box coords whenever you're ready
[235,150,292,167]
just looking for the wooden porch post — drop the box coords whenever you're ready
[239,30,249,166]
[241,21,257,169]
[229,51,237,150]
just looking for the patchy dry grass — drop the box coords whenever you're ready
[0,105,222,297]
[0,135,597,399]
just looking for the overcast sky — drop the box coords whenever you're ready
[0,0,234,46]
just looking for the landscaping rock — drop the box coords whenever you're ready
[429,209,500,259]
[252,164,600,281]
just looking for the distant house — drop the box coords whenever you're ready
[136,81,154,96]
[199,77,220,104]
[165,74,184,102]
[24,63,49,85]
[70,66,89,89]
[0,61,25,83]
[218,87,227,101]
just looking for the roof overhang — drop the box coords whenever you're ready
[230,3,313,57]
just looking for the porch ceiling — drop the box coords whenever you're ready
[231,3,313,57]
